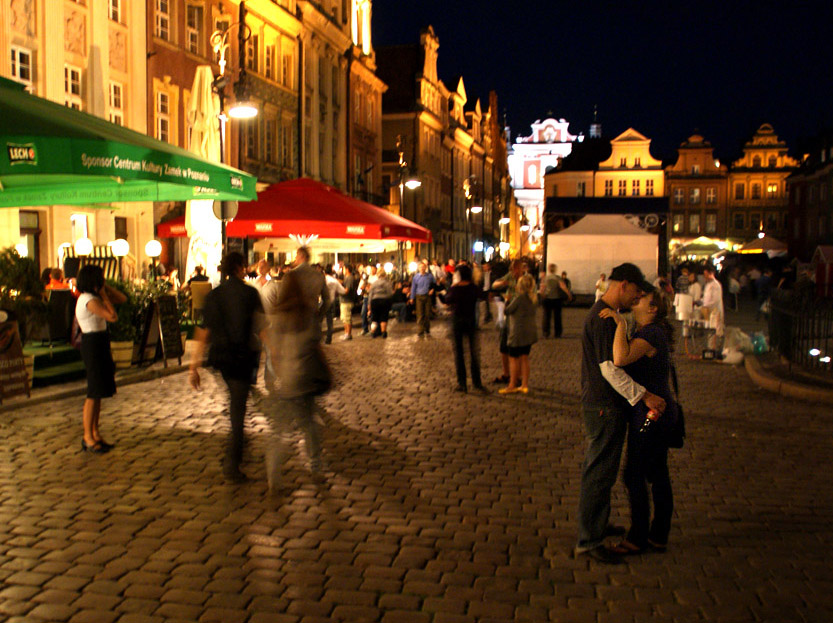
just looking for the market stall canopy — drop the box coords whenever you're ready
[0,77,256,208]
[226,178,432,243]
[673,236,724,256]
[736,235,787,255]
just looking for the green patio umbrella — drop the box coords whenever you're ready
[0,76,256,208]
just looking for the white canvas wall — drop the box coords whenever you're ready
[546,215,657,295]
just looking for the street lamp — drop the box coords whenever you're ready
[210,1,258,250]
[396,135,420,271]
[145,239,162,280]
[109,238,129,281]
[464,176,485,261]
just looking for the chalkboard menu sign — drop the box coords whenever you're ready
[135,295,183,367]
[156,294,184,364]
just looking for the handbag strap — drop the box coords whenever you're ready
[670,362,680,400]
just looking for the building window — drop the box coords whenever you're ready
[632,180,640,196]
[750,212,761,230]
[604,180,613,196]
[646,179,654,196]
[735,183,745,200]
[155,0,170,41]
[766,213,778,231]
[768,156,777,168]
[265,44,275,80]
[820,215,828,236]
[186,4,203,55]
[672,214,684,233]
[690,188,701,205]
[115,216,128,241]
[109,82,123,125]
[752,155,761,168]
[264,119,276,163]
[706,187,716,204]
[634,157,641,168]
[767,183,778,199]
[156,92,169,142]
[751,183,761,199]
[689,213,700,234]
[733,212,746,230]
[691,164,700,175]
[109,0,121,23]
[10,46,33,91]
[705,213,717,234]
[282,49,294,88]
[619,157,627,168]
[246,120,258,159]
[618,180,626,196]
[673,188,684,205]
[64,65,82,109]
[576,181,586,197]
[247,35,259,73]
[527,165,537,187]
[281,119,293,167]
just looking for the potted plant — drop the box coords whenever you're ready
[0,247,47,346]
[105,279,138,369]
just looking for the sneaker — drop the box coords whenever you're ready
[340,334,352,341]
[324,337,332,344]
[382,331,388,339]
[361,330,370,336]
[453,385,467,393]
[223,468,249,484]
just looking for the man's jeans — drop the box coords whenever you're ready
[452,317,481,388]
[415,294,431,334]
[361,297,370,332]
[223,376,251,473]
[576,403,628,552]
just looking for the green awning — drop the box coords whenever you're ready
[0,77,256,208]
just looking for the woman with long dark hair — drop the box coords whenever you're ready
[75,264,126,453]
[599,289,678,553]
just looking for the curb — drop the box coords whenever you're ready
[744,354,833,404]
[0,362,188,414]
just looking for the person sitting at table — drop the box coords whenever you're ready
[46,268,70,290]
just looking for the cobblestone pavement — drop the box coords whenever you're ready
[1,307,832,623]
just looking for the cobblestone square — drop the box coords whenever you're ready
[1,307,831,622]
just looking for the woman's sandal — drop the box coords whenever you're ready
[81,440,109,454]
[608,540,646,555]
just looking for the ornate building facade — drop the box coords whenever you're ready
[508,116,582,239]
[1,0,153,273]
[376,26,512,262]
[787,134,833,261]
[665,133,728,243]
[727,123,798,241]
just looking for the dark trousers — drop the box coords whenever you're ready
[361,297,370,332]
[452,317,481,388]
[624,426,673,547]
[224,376,251,472]
[542,298,563,337]
[324,301,336,341]
[415,294,431,334]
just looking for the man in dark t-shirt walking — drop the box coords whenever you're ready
[575,263,666,564]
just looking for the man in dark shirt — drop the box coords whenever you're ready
[441,264,487,394]
[576,263,666,564]
[189,252,267,483]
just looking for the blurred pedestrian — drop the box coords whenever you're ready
[540,263,572,338]
[339,264,359,341]
[595,273,609,302]
[189,252,267,483]
[368,268,394,338]
[75,264,127,453]
[409,261,435,337]
[491,260,524,384]
[323,265,346,344]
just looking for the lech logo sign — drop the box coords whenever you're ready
[7,143,37,166]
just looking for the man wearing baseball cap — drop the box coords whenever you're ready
[576,262,667,564]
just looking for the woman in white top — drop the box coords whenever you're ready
[75,264,126,453]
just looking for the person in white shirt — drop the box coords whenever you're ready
[323,265,346,344]
[700,265,724,348]
[595,273,609,302]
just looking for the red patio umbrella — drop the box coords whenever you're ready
[225,178,432,243]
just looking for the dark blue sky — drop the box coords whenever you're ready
[373,1,833,163]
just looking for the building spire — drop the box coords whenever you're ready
[589,105,601,139]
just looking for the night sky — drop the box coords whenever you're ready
[373,1,833,163]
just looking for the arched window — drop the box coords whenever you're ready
[752,155,762,168]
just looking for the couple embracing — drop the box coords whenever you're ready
[576,263,681,564]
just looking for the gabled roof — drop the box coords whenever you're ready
[612,128,651,143]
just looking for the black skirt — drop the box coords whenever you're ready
[80,330,116,399]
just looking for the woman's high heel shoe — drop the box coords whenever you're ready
[81,440,109,454]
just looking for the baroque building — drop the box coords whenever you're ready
[1,0,153,273]
[787,134,833,261]
[664,133,728,243]
[376,25,512,262]
[727,123,798,240]
[507,116,582,239]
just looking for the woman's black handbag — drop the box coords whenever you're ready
[666,364,686,449]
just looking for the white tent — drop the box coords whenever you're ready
[546,215,658,295]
